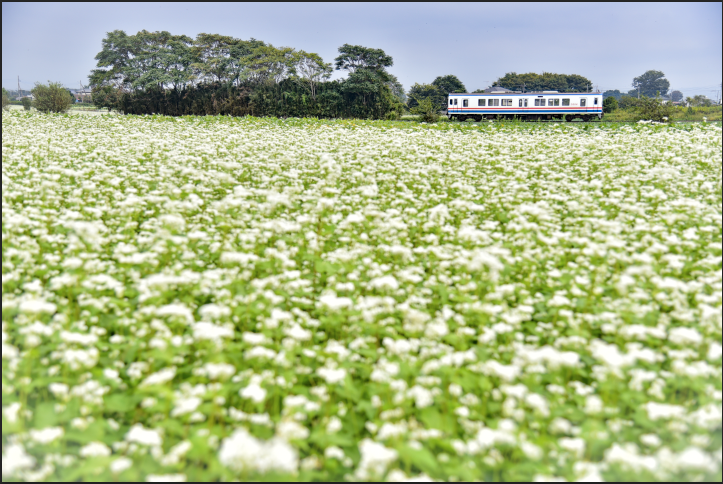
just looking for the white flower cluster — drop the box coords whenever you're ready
[1,111,721,481]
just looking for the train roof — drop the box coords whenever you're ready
[449,91,602,95]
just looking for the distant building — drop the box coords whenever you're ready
[484,86,513,93]
[71,89,93,102]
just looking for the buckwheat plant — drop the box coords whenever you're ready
[2,111,722,481]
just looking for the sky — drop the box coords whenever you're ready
[2,2,722,99]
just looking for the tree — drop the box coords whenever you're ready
[635,96,674,122]
[406,83,444,109]
[291,51,332,100]
[602,96,618,113]
[690,94,713,107]
[618,96,640,109]
[242,44,296,85]
[32,81,74,113]
[410,97,439,123]
[603,90,624,100]
[671,90,683,102]
[334,44,393,74]
[432,75,466,94]
[22,97,32,110]
[632,70,669,98]
[2,88,9,111]
[386,74,406,104]
[493,72,592,92]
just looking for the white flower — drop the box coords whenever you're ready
[276,420,310,441]
[1,443,36,477]
[369,275,399,291]
[218,428,298,474]
[317,367,347,384]
[326,416,343,433]
[240,382,267,403]
[354,438,398,480]
[140,366,176,387]
[79,441,111,458]
[109,457,133,474]
[18,299,57,314]
[147,474,186,482]
[29,426,64,444]
[125,424,163,446]
[171,396,202,417]
[318,292,353,311]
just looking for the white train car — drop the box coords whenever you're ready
[447,91,603,122]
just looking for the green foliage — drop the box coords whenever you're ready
[431,75,466,94]
[603,90,624,100]
[1,88,8,111]
[21,96,32,111]
[671,90,683,102]
[632,70,669,97]
[406,83,444,109]
[333,44,393,73]
[409,96,440,123]
[493,72,592,92]
[89,31,399,119]
[687,94,714,107]
[618,96,640,110]
[633,95,675,122]
[602,96,618,113]
[31,81,74,113]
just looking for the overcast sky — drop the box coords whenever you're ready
[3,2,721,98]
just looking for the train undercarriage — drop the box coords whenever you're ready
[449,114,601,122]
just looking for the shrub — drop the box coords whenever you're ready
[635,96,674,122]
[2,93,8,111]
[21,97,32,111]
[602,96,618,113]
[409,97,439,123]
[31,82,74,113]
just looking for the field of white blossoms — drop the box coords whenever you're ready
[2,111,722,482]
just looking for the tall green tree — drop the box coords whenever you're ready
[602,96,618,113]
[632,70,669,98]
[603,90,624,100]
[432,75,466,94]
[407,83,444,109]
[493,72,592,92]
[334,44,393,74]
[670,90,683,102]
[386,74,406,104]
[291,51,332,100]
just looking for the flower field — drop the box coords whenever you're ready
[2,111,722,481]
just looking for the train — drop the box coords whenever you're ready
[447,91,603,122]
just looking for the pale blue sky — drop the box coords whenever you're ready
[2,2,721,99]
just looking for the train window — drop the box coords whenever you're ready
[548,99,553,106]
[580,99,587,107]
[534,99,542,106]
[478,99,485,106]
[519,99,523,107]
[553,99,559,106]
[594,98,598,105]
[524,99,528,107]
[493,99,499,106]
[454,99,457,105]
[450,99,453,105]
[463,99,468,107]
[562,99,570,106]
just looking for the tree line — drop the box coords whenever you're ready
[88,30,404,119]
